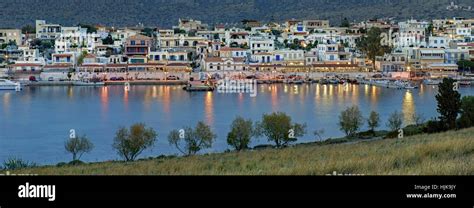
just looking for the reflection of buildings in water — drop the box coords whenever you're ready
[123,89,129,110]
[204,91,214,125]
[67,86,73,99]
[350,84,359,104]
[402,90,415,124]
[100,87,109,114]
[271,85,278,111]
[2,92,11,115]
[160,86,171,118]
[370,86,379,106]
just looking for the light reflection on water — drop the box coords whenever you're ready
[1,84,473,164]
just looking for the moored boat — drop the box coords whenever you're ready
[0,79,22,90]
[73,81,105,86]
[183,80,215,91]
[423,79,441,85]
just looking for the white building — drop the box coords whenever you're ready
[36,20,62,40]
[428,36,449,48]
[203,57,246,71]
[249,35,275,55]
[55,26,102,54]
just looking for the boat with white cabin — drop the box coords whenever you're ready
[0,79,22,90]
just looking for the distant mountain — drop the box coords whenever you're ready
[0,0,473,28]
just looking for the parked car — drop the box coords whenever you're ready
[48,77,54,81]
[29,76,37,82]
[166,75,179,80]
[110,77,124,81]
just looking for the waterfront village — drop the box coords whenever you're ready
[1,17,474,90]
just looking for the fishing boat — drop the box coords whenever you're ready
[458,80,472,86]
[423,79,441,85]
[0,79,21,90]
[183,80,215,91]
[73,81,105,86]
[328,78,340,84]
[402,81,417,89]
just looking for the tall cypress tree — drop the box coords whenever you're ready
[435,78,461,130]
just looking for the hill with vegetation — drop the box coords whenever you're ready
[4,127,473,175]
[0,0,473,28]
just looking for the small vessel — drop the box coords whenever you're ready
[183,80,215,91]
[423,79,441,85]
[458,80,472,86]
[319,78,329,84]
[373,79,389,87]
[387,80,403,89]
[328,78,340,84]
[402,81,417,89]
[73,81,105,86]
[0,79,22,90]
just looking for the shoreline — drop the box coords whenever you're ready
[3,127,473,175]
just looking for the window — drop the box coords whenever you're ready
[141,40,145,45]
[131,40,136,45]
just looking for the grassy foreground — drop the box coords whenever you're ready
[6,128,474,175]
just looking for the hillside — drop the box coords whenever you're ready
[0,0,473,28]
[5,127,474,175]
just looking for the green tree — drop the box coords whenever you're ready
[112,123,158,161]
[77,51,88,65]
[141,28,154,37]
[255,112,306,148]
[458,96,474,129]
[356,27,391,70]
[367,111,380,132]
[338,106,364,137]
[227,117,255,151]
[457,60,474,72]
[168,121,216,156]
[340,17,350,27]
[436,78,461,130]
[21,25,36,34]
[65,135,94,161]
[386,111,403,132]
[78,24,97,33]
[102,34,114,45]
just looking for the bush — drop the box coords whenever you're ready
[2,158,37,170]
[65,135,94,161]
[168,121,217,156]
[68,160,85,166]
[56,162,68,167]
[386,111,403,132]
[423,120,446,134]
[227,116,255,151]
[403,124,424,137]
[458,96,474,129]
[367,111,380,132]
[255,112,306,148]
[338,106,364,137]
[113,123,158,161]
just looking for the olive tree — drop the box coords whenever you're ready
[338,106,364,137]
[255,112,306,148]
[65,135,94,161]
[227,116,255,151]
[112,123,158,161]
[168,121,217,156]
[387,111,404,131]
[367,111,380,132]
